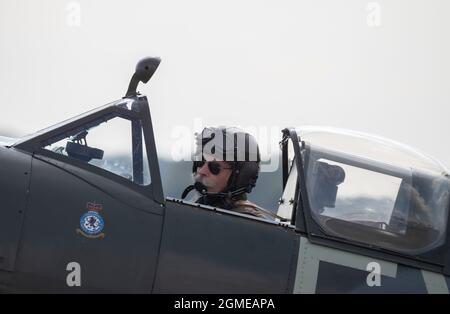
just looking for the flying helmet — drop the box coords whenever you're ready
[182,126,261,199]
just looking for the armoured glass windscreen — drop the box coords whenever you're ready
[43,115,151,186]
[300,127,450,255]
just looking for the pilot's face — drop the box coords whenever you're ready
[194,160,233,193]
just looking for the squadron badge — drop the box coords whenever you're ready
[76,202,105,239]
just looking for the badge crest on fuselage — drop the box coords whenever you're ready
[76,202,105,239]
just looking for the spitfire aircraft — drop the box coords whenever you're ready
[0,57,450,293]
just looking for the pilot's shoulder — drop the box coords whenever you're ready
[232,200,273,219]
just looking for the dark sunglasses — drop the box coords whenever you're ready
[194,161,233,175]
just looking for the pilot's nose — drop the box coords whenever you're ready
[197,162,210,176]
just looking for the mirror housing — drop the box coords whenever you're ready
[125,57,161,97]
[66,141,104,162]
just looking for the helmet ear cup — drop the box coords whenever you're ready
[234,161,260,193]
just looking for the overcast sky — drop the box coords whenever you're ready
[1,0,449,170]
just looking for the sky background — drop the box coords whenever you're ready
[1,0,449,170]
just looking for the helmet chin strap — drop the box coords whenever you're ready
[193,182,247,198]
[181,182,247,200]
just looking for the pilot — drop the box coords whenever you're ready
[182,126,276,219]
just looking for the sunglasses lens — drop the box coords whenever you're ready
[208,161,221,175]
[194,161,205,169]
[195,160,229,175]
